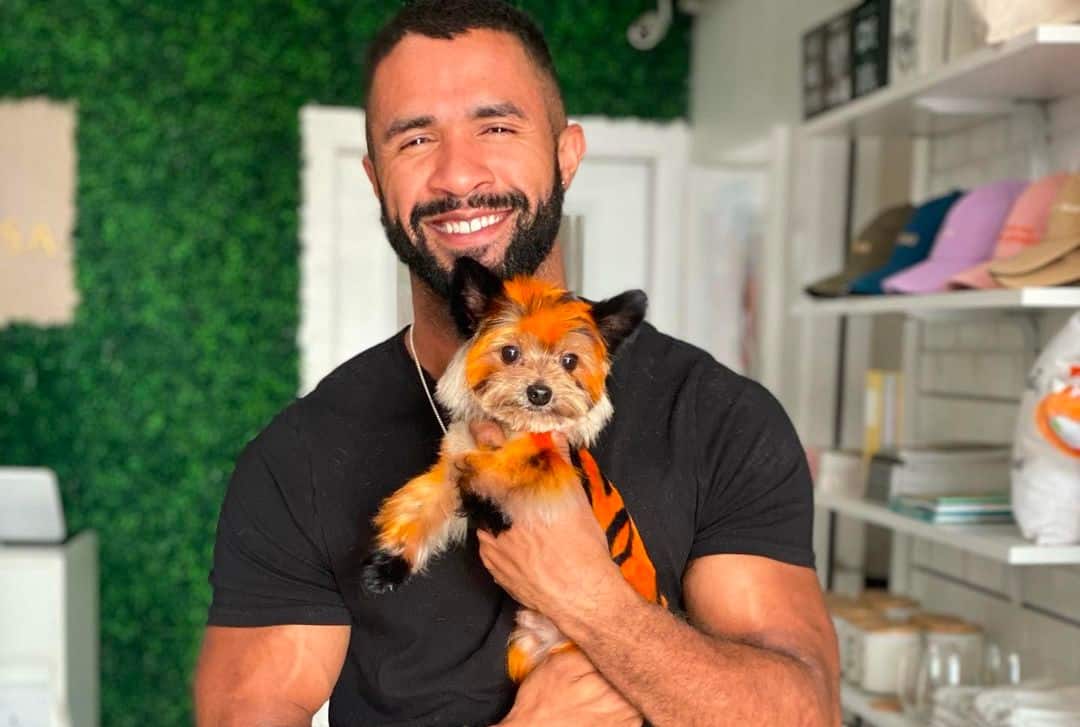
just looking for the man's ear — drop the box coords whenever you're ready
[362,155,381,201]
[588,289,648,355]
[556,122,586,191]
[450,257,505,338]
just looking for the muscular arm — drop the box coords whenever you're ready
[194,624,349,727]
[552,553,839,727]
[477,497,839,727]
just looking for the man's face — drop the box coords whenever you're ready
[364,30,579,298]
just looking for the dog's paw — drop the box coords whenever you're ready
[360,549,411,594]
[460,490,513,536]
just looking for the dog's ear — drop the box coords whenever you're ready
[588,289,648,355]
[451,257,505,338]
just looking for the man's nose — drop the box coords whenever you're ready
[427,134,495,199]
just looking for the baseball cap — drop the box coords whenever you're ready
[805,203,914,297]
[882,179,1027,294]
[990,173,1080,288]
[949,173,1069,289]
[848,190,964,295]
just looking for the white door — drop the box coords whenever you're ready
[299,106,405,395]
[566,118,690,337]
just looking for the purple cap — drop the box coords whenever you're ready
[882,179,1028,294]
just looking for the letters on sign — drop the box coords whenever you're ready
[0,219,60,256]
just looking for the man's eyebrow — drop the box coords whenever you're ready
[472,102,527,121]
[383,115,435,143]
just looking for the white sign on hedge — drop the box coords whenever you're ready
[0,97,78,327]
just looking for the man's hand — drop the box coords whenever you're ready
[468,421,625,619]
[496,648,643,727]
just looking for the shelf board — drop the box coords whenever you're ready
[802,25,1080,137]
[815,491,1080,566]
[841,684,923,727]
[792,286,1080,317]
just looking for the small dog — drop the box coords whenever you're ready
[361,257,666,681]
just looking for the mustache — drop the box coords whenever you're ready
[410,191,530,231]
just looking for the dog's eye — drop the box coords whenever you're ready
[560,352,578,372]
[501,345,520,364]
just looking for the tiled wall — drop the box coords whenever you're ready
[899,93,1080,679]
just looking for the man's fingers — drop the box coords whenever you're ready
[546,647,595,679]
[550,431,572,462]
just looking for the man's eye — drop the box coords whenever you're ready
[401,137,429,150]
[485,126,513,135]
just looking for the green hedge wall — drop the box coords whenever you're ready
[0,2,689,724]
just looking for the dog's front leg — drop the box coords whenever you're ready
[360,424,475,593]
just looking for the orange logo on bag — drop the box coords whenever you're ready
[1035,367,1080,459]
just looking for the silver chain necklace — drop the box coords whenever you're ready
[408,324,448,434]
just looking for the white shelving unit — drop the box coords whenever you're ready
[793,287,1080,317]
[795,22,1080,727]
[815,491,1080,566]
[802,25,1080,137]
[840,684,922,727]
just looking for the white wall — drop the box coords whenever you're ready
[689,0,861,418]
[689,0,852,161]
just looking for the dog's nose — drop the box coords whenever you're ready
[526,383,552,406]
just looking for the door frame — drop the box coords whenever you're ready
[570,117,690,337]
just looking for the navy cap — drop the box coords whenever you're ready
[849,190,964,295]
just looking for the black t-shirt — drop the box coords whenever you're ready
[206,322,815,726]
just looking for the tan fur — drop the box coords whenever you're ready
[437,347,613,447]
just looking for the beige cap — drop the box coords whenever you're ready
[990,173,1080,287]
[993,247,1080,287]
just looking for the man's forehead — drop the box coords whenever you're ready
[369,29,546,124]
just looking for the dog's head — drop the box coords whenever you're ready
[435,257,647,445]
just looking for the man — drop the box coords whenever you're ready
[194,1,839,725]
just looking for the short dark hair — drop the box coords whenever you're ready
[363,0,566,159]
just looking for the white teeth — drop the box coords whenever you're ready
[438,214,501,235]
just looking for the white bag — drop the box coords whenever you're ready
[964,0,1080,44]
[1012,312,1080,546]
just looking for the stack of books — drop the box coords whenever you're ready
[866,443,1012,504]
[889,492,1014,525]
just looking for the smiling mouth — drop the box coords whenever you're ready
[425,210,512,237]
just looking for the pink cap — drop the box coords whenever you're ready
[883,179,1028,294]
[948,173,1070,289]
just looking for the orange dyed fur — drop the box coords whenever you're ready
[576,448,667,609]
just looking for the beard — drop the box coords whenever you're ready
[379,159,565,299]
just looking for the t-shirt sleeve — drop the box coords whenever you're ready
[207,407,352,626]
[689,369,816,569]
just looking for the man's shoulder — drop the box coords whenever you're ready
[306,327,409,399]
[616,321,749,399]
[251,328,413,449]
[614,323,794,438]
